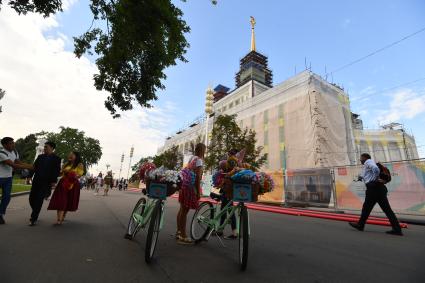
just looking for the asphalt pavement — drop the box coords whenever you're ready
[1,190,424,283]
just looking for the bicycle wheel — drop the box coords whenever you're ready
[238,203,249,271]
[125,197,146,239]
[145,200,162,263]
[190,201,214,243]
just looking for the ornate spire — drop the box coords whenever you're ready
[250,16,256,51]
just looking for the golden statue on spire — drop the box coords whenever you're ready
[250,16,256,52]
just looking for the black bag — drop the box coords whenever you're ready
[377,163,391,184]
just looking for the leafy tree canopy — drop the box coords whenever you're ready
[15,134,38,164]
[42,127,102,168]
[205,115,267,171]
[1,1,217,118]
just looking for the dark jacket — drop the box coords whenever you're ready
[32,154,62,185]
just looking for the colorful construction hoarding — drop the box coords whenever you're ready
[335,160,425,215]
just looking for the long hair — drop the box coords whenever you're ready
[194,143,206,159]
[64,151,82,169]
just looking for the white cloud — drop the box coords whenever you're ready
[0,7,174,175]
[377,89,425,124]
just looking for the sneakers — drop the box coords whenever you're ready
[386,230,403,236]
[0,215,5,225]
[348,222,364,231]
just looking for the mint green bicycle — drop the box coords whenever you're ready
[190,185,251,271]
[125,183,167,263]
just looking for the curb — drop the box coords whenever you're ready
[11,191,30,197]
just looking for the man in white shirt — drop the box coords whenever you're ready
[0,137,33,224]
[349,153,402,236]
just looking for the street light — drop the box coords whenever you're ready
[205,86,214,149]
[126,146,134,181]
[118,153,124,179]
[106,164,110,172]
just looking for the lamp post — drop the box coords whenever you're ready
[205,86,214,149]
[118,153,124,180]
[106,164,110,172]
[126,146,134,181]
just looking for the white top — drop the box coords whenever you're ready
[0,149,19,178]
[189,156,204,168]
[361,159,380,184]
[96,176,103,185]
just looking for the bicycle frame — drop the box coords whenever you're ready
[132,197,166,230]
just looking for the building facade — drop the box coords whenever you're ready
[159,23,418,170]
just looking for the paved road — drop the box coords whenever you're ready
[1,190,424,283]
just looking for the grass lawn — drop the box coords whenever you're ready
[0,183,31,197]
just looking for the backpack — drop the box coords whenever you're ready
[376,163,391,184]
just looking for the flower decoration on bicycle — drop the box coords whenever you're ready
[140,163,181,198]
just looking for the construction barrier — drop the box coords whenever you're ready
[335,159,425,215]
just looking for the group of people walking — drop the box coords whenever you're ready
[86,173,127,196]
[0,137,83,226]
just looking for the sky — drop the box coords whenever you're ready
[1,0,425,175]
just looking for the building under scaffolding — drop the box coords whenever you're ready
[159,19,419,170]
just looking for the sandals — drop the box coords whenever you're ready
[177,237,193,245]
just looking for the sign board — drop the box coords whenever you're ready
[233,183,252,202]
[148,182,167,200]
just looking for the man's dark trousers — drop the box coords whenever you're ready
[29,180,50,222]
[358,181,401,232]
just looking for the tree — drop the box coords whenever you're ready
[205,115,267,171]
[1,1,215,118]
[15,134,38,164]
[152,145,183,170]
[44,127,102,168]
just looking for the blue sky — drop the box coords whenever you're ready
[54,0,425,154]
[2,0,424,172]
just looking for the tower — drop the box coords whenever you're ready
[235,17,273,89]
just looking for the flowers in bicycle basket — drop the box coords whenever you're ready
[146,166,179,187]
[139,162,156,184]
[255,172,275,193]
[231,169,257,184]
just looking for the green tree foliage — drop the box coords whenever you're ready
[14,134,38,164]
[2,1,217,118]
[131,145,183,178]
[152,145,183,170]
[205,115,267,171]
[44,127,102,168]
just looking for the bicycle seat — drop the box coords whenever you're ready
[210,192,222,201]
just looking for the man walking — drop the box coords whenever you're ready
[29,141,61,226]
[349,153,403,236]
[0,137,33,224]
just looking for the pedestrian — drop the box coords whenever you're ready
[47,151,84,225]
[176,143,206,244]
[90,176,96,190]
[349,153,403,236]
[118,178,123,191]
[28,141,62,226]
[124,179,128,190]
[95,173,103,195]
[0,137,33,224]
[104,171,113,196]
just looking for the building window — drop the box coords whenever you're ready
[229,102,233,109]
[235,99,240,106]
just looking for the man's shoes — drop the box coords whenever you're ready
[349,222,364,231]
[0,215,5,224]
[29,219,36,226]
[386,230,403,236]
